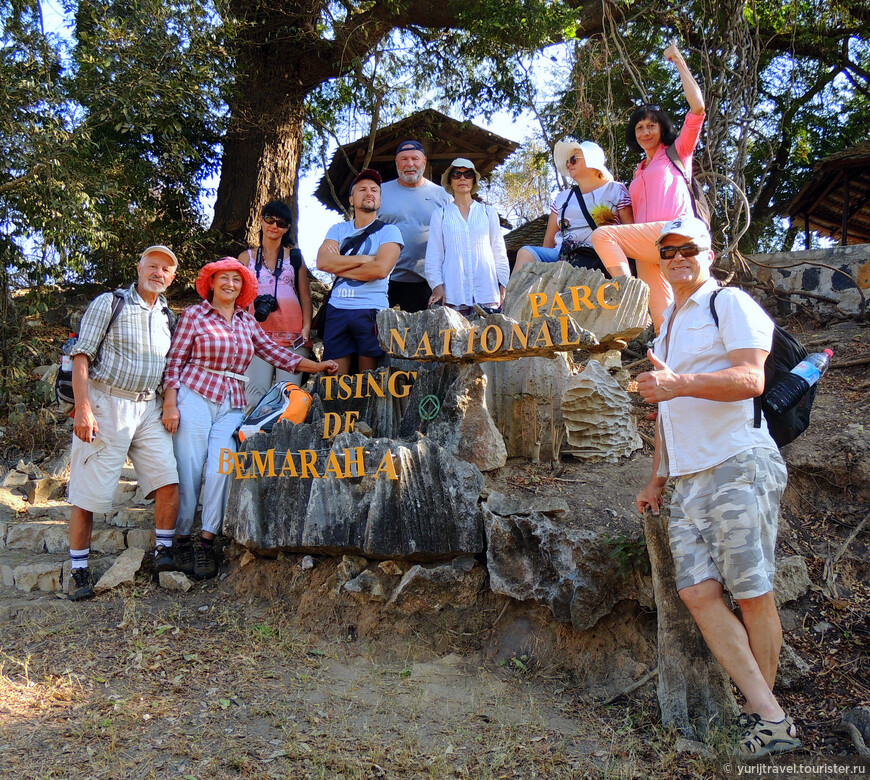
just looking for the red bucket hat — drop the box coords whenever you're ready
[195,258,258,309]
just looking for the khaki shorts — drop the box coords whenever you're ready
[668,447,787,600]
[68,384,178,514]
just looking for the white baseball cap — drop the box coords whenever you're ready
[140,245,179,267]
[655,216,712,249]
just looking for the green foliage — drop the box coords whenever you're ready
[600,533,651,577]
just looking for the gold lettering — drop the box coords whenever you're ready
[388,370,416,399]
[218,448,236,475]
[344,446,365,477]
[559,316,582,347]
[354,371,365,399]
[528,292,548,318]
[319,374,337,401]
[389,328,409,352]
[234,451,254,480]
[251,449,276,478]
[323,451,345,479]
[279,451,298,477]
[570,285,595,311]
[412,332,434,358]
[508,322,530,351]
[323,412,342,439]
[299,450,321,479]
[365,372,386,398]
[596,281,620,310]
[439,328,454,356]
[548,292,570,317]
[374,450,399,480]
[480,324,504,354]
[465,326,477,354]
[344,411,360,433]
[337,374,354,400]
[531,321,554,348]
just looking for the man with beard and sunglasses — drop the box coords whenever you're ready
[635,216,801,760]
[66,246,181,601]
[378,140,452,313]
[316,169,403,375]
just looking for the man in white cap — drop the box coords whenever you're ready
[635,216,800,759]
[66,246,180,601]
[378,139,452,313]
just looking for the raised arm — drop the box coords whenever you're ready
[664,43,705,115]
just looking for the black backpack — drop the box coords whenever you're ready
[709,288,815,448]
[666,145,712,227]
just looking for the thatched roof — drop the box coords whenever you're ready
[503,214,549,251]
[314,109,519,213]
[785,141,870,245]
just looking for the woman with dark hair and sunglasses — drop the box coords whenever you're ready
[236,200,313,408]
[425,158,509,315]
[590,43,706,332]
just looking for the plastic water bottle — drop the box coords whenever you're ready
[763,349,833,414]
[60,334,77,372]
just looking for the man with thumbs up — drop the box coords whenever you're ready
[635,216,800,759]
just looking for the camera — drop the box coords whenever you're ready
[253,294,279,322]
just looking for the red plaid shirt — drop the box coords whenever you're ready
[164,300,302,408]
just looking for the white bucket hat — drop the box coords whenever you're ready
[441,158,481,195]
[553,140,614,181]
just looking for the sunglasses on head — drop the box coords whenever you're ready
[450,169,475,180]
[640,103,661,112]
[263,215,289,229]
[659,243,702,260]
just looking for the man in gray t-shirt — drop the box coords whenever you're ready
[379,139,452,313]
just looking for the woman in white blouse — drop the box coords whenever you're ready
[425,158,510,315]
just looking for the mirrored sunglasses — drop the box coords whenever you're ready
[450,169,475,180]
[263,216,289,229]
[659,243,702,260]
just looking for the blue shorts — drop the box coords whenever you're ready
[322,304,384,360]
[522,245,561,263]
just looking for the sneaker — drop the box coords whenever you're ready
[154,545,175,574]
[738,713,802,759]
[174,543,195,576]
[68,567,95,602]
[193,544,217,580]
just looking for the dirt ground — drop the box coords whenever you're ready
[0,315,868,779]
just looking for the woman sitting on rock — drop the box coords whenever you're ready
[511,140,633,278]
[161,258,336,579]
[590,43,706,331]
[425,158,510,315]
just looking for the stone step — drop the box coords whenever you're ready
[0,551,118,595]
[0,518,156,554]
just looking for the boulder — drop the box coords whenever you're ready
[482,354,575,460]
[773,555,812,607]
[94,547,144,592]
[777,639,811,690]
[377,306,595,363]
[387,560,487,612]
[12,561,63,592]
[561,359,643,462]
[224,425,485,561]
[0,488,26,520]
[483,503,653,631]
[485,491,568,517]
[159,570,192,592]
[126,528,156,550]
[502,261,650,349]
[343,569,390,603]
[399,363,506,472]
[24,477,65,505]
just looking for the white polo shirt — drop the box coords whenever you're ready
[655,279,777,478]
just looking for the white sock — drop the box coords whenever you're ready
[70,548,89,570]
[156,529,175,549]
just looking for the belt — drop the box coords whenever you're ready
[90,379,156,402]
[201,366,249,383]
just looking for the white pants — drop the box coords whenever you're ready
[173,384,244,536]
[244,346,311,409]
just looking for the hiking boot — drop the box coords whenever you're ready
[68,567,95,602]
[154,545,175,574]
[174,543,195,576]
[193,544,217,580]
[738,713,802,759]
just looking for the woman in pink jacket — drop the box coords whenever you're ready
[591,43,706,332]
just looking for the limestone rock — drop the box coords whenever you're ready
[159,570,192,592]
[774,555,812,607]
[777,639,811,690]
[377,560,404,576]
[562,359,642,462]
[25,477,65,505]
[90,528,127,553]
[2,470,28,489]
[399,363,506,472]
[94,547,144,592]
[343,569,390,602]
[484,505,653,631]
[377,306,595,363]
[112,480,138,508]
[224,425,485,561]
[486,491,568,517]
[126,528,156,550]
[12,561,63,592]
[61,557,115,594]
[483,353,575,460]
[387,560,487,612]
[109,506,154,528]
[503,261,649,349]
[337,554,368,583]
[0,488,26,520]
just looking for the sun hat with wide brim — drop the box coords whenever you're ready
[441,157,482,195]
[195,257,259,309]
[553,140,614,181]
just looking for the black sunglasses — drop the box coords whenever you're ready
[640,103,661,111]
[567,154,583,166]
[659,243,702,260]
[450,169,475,180]
[263,215,289,229]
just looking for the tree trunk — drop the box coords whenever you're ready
[644,506,738,738]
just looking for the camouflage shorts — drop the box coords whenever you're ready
[669,448,788,600]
